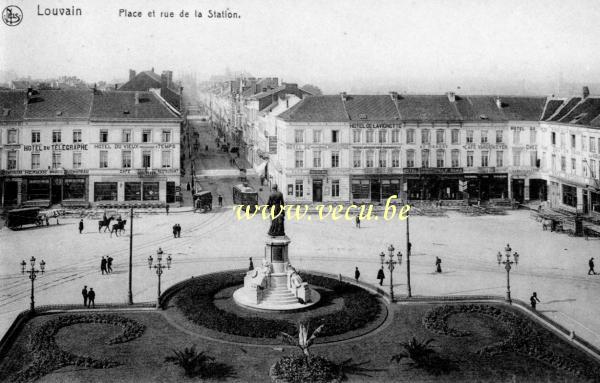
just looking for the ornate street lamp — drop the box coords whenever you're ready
[148,248,172,309]
[379,244,402,301]
[20,256,46,313]
[497,244,519,304]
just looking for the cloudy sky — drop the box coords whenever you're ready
[2,0,600,94]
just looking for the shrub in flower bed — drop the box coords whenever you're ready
[422,304,600,379]
[270,354,341,383]
[173,273,381,339]
[10,314,145,383]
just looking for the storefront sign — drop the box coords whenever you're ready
[352,145,401,150]
[350,123,401,129]
[0,168,84,176]
[403,167,463,175]
[92,143,177,150]
[420,144,448,149]
[309,169,328,176]
[477,167,496,173]
[463,143,508,150]
[137,168,180,177]
[269,136,277,154]
[24,144,89,151]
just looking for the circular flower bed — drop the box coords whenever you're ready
[171,272,381,339]
[12,314,145,383]
[423,304,600,379]
[270,354,341,383]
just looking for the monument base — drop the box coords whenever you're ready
[233,278,320,311]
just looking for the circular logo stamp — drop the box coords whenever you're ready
[2,5,23,26]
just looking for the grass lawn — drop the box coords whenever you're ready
[0,303,599,382]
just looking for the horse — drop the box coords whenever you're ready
[98,216,114,232]
[542,219,553,231]
[110,219,127,237]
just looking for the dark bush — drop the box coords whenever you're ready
[271,354,340,383]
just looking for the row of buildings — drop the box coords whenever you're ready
[200,82,600,215]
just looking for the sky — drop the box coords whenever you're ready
[1,0,600,94]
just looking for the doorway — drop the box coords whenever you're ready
[312,180,322,203]
[51,178,63,204]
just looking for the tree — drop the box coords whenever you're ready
[301,84,323,96]
[280,322,324,363]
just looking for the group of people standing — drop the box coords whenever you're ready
[172,224,182,238]
[100,256,113,274]
[81,285,96,308]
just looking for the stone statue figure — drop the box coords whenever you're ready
[267,184,285,237]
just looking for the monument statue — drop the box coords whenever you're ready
[267,184,285,237]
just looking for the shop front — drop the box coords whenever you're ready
[465,173,508,201]
[89,169,180,204]
[404,168,462,200]
[0,169,89,206]
[351,169,403,204]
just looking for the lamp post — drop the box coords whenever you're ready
[406,209,412,298]
[21,256,46,313]
[496,243,519,304]
[379,244,403,301]
[148,248,172,309]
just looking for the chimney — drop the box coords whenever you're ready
[151,67,155,73]
[495,97,502,108]
[340,92,347,101]
[161,73,168,93]
[262,87,267,92]
[129,69,136,81]
[114,84,118,90]
[134,91,140,105]
[389,91,399,101]
[446,91,455,102]
[583,86,590,99]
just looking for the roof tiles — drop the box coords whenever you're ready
[0,91,26,122]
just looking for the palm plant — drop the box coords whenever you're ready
[164,345,215,378]
[391,337,436,367]
[280,322,324,362]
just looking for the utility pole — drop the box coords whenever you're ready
[406,211,412,298]
[128,206,133,305]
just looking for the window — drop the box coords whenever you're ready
[467,151,474,167]
[313,150,322,168]
[530,130,537,144]
[379,130,387,143]
[143,182,159,201]
[161,151,171,168]
[514,130,521,145]
[379,150,387,167]
[7,129,17,144]
[142,130,152,143]
[100,151,108,168]
[421,129,430,144]
[352,129,361,143]
[496,151,504,167]
[312,130,321,143]
[571,158,577,175]
[366,150,374,168]
[52,131,61,143]
[294,130,303,143]
[529,151,538,167]
[391,129,400,143]
[451,150,460,167]
[392,150,400,167]
[451,129,459,144]
[72,130,82,143]
[583,162,588,177]
[421,149,430,167]
[551,154,556,171]
[32,131,40,143]
[353,150,361,167]
[560,133,565,148]
[540,152,546,169]
[406,129,415,144]
[295,151,304,168]
[100,130,108,142]
[94,182,117,201]
[560,156,566,172]
[63,179,85,200]
[122,151,132,168]
[570,134,576,148]
[466,130,473,143]
[162,130,171,143]
[142,150,151,168]
[125,182,141,201]
[436,149,445,167]
[590,137,597,153]
[583,136,587,151]
[481,151,489,167]
[366,130,374,143]
[295,180,303,197]
[331,151,339,168]
[52,152,61,169]
[351,180,370,200]
[481,130,488,144]
[122,129,131,143]
[331,130,339,143]
[31,153,40,169]
[73,152,82,168]
[332,180,340,197]
[513,151,521,167]
[287,184,293,196]
[436,130,444,144]
[562,184,577,207]
[551,132,556,145]
[406,150,415,167]
[592,159,598,179]
[7,151,17,169]
[496,130,503,143]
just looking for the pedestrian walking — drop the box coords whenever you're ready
[589,257,597,275]
[186,182,191,191]
[107,256,113,273]
[165,204,170,215]
[205,145,209,151]
[82,285,88,307]
[78,219,84,234]
[530,292,540,310]
[354,266,361,281]
[435,257,442,273]
[249,257,254,271]
[377,267,385,286]
[88,288,96,308]
[355,215,361,228]
[45,216,49,226]
[172,224,177,238]
[101,257,107,275]
[218,194,223,207]
[176,224,182,238]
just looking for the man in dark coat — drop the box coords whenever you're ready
[530,292,540,310]
[176,224,181,238]
[435,257,442,273]
[354,267,360,281]
[172,224,178,238]
[78,219,84,234]
[377,267,385,286]
[82,286,88,307]
[249,257,254,271]
[589,257,597,275]
[101,257,107,275]
[107,257,113,273]
[355,215,360,228]
[88,288,96,308]
[218,194,223,207]
[165,204,170,215]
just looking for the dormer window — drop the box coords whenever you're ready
[2,108,10,117]
[359,113,367,120]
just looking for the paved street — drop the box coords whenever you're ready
[1,208,600,349]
